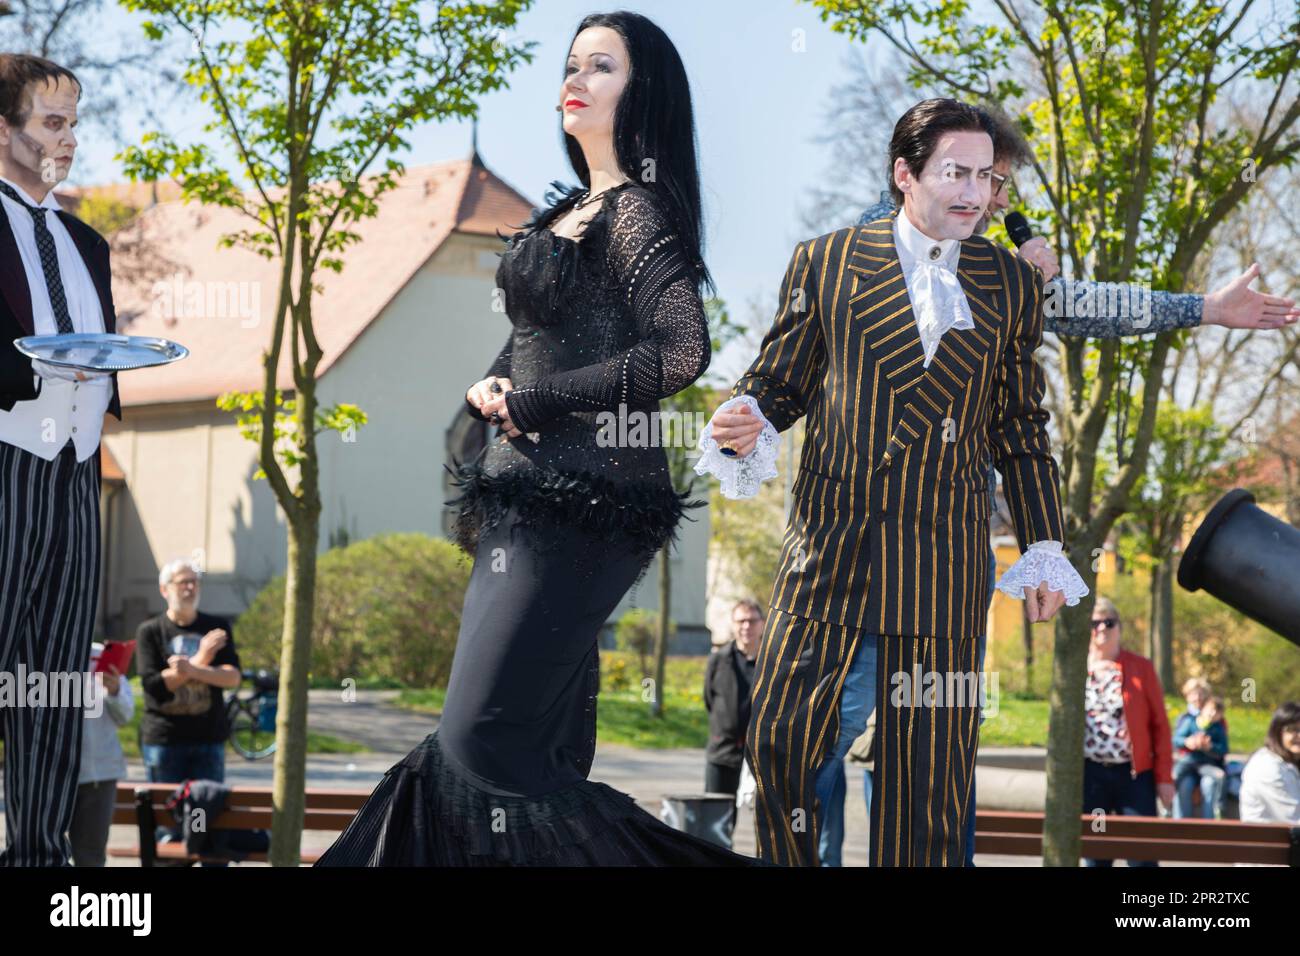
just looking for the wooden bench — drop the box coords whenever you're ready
[975,810,1300,865]
[107,782,371,866]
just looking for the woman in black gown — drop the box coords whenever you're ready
[317,12,759,866]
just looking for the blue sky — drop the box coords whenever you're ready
[69,0,883,380]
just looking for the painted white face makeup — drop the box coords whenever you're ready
[1,76,79,189]
[896,129,993,242]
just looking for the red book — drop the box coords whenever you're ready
[94,639,135,675]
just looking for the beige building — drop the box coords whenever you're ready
[93,152,712,652]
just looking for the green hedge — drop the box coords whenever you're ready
[234,532,470,688]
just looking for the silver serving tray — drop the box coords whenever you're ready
[14,333,189,372]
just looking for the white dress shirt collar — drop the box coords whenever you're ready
[0,175,62,211]
[894,206,960,271]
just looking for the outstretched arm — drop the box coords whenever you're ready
[499,188,710,434]
[1043,279,1202,337]
[1047,263,1298,338]
[861,191,1297,338]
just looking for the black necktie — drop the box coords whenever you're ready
[0,180,75,334]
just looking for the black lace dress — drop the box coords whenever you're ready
[316,183,760,866]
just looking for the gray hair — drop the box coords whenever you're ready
[732,599,764,620]
[1092,596,1121,628]
[158,558,201,588]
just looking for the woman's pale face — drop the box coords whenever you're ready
[1282,723,1300,755]
[560,26,629,142]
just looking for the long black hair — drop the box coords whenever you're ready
[537,10,712,294]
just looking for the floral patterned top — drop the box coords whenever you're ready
[1084,661,1133,764]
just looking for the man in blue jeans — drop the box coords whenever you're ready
[813,633,878,866]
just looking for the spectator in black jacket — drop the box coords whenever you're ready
[704,599,763,804]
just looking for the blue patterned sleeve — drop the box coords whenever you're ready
[858,191,896,225]
[1042,279,1204,338]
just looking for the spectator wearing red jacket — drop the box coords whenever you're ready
[1082,596,1174,867]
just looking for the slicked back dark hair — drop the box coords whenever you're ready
[0,54,81,129]
[541,10,712,294]
[887,98,996,206]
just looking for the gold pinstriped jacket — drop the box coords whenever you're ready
[730,216,1067,640]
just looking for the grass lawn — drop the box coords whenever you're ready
[974,695,1271,754]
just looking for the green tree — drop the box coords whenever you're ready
[810,0,1300,865]
[117,0,533,865]
[1117,401,1230,688]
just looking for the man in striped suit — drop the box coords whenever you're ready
[0,55,120,866]
[700,98,1086,866]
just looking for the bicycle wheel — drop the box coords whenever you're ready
[228,699,277,760]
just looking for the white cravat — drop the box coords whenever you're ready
[0,176,111,462]
[893,208,974,367]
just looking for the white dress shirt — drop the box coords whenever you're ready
[893,207,975,367]
[0,176,111,462]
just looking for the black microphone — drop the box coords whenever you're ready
[1003,211,1034,248]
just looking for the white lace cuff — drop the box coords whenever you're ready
[995,540,1090,605]
[693,395,781,500]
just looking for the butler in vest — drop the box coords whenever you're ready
[0,54,120,866]
[697,99,1088,866]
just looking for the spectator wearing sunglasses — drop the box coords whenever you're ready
[1081,596,1174,867]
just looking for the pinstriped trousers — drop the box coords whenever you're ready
[0,439,101,866]
[746,606,980,866]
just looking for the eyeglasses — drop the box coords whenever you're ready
[1091,618,1118,630]
[990,171,1010,197]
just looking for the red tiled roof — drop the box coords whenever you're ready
[106,155,534,406]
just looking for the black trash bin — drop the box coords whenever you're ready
[1178,488,1300,646]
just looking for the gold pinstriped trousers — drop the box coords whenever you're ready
[745,607,981,866]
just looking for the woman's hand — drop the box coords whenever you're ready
[480,391,522,439]
[466,376,514,418]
